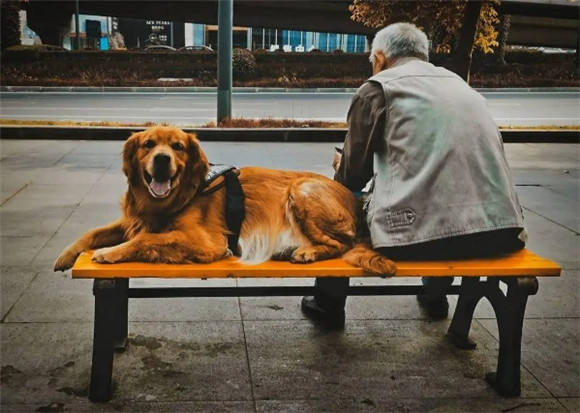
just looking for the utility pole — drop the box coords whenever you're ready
[217,0,233,123]
[74,0,80,50]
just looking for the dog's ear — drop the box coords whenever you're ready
[122,131,141,186]
[186,133,209,190]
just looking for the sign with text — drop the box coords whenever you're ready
[145,20,172,45]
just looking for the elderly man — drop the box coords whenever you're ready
[301,22,526,329]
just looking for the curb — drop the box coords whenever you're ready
[1,86,579,93]
[1,126,578,143]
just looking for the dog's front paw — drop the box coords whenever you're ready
[54,247,80,272]
[291,247,318,263]
[92,247,122,264]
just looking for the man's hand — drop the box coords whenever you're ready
[332,151,342,172]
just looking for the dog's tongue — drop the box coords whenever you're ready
[150,179,171,197]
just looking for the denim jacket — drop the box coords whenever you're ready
[363,59,525,247]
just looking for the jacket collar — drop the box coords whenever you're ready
[389,56,425,69]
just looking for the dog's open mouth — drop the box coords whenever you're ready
[144,170,175,199]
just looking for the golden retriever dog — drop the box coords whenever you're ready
[54,126,396,276]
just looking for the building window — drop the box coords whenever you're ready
[304,32,313,50]
[357,35,366,52]
[328,33,338,51]
[290,30,302,47]
[346,34,364,52]
[193,24,205,46]
[318,33,327,51]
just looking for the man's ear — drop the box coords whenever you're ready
[186,133,210,189]
[122,131,141,186]
[372,51,389,74]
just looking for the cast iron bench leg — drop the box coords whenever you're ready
[485,277,538,397]
[89,278,127,402]
[447,277,484,349]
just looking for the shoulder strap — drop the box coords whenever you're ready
[223,169,245,256]
[199,164,245,256]
[202,164,237,190]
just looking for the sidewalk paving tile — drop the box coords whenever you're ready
[479,318,580,398]
[1,322,94,405]
[0,182,29,206]
[517,186,579,233]
[3,270,95,322]
[0,265,43,320]
[1,235,53,266]
[558,397,580,413]
[513,169,579,202]
[521,210,580,270]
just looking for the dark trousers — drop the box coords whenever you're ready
[313,228,525,309]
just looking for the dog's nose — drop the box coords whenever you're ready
[153,153,172,180]
[153,153,171,169]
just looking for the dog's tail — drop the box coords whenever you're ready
[342,243,397,277]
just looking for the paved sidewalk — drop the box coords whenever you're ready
[0,139,578,412]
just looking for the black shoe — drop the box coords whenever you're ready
[301,296,345,330]
[417,294,449,320]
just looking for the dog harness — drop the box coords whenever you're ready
[200,164,245,256]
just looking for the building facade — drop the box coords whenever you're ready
[197,24,367,52]
[118,19,367,52]
[19,12,368,53]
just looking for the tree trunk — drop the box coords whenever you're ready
[495,14,511,65]
[450,0,484,83]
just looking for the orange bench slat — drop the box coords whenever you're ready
[71,248,561,279]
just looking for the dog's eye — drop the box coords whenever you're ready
[143,140,156,149]
[171,142,185,151]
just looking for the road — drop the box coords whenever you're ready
[1,90,579,127]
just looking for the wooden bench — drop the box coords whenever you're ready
[71,248,561,402]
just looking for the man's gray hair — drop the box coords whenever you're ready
[370,22,429,64]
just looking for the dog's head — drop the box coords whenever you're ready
[122,126,209,203]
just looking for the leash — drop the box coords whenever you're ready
[200,164,245,255]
